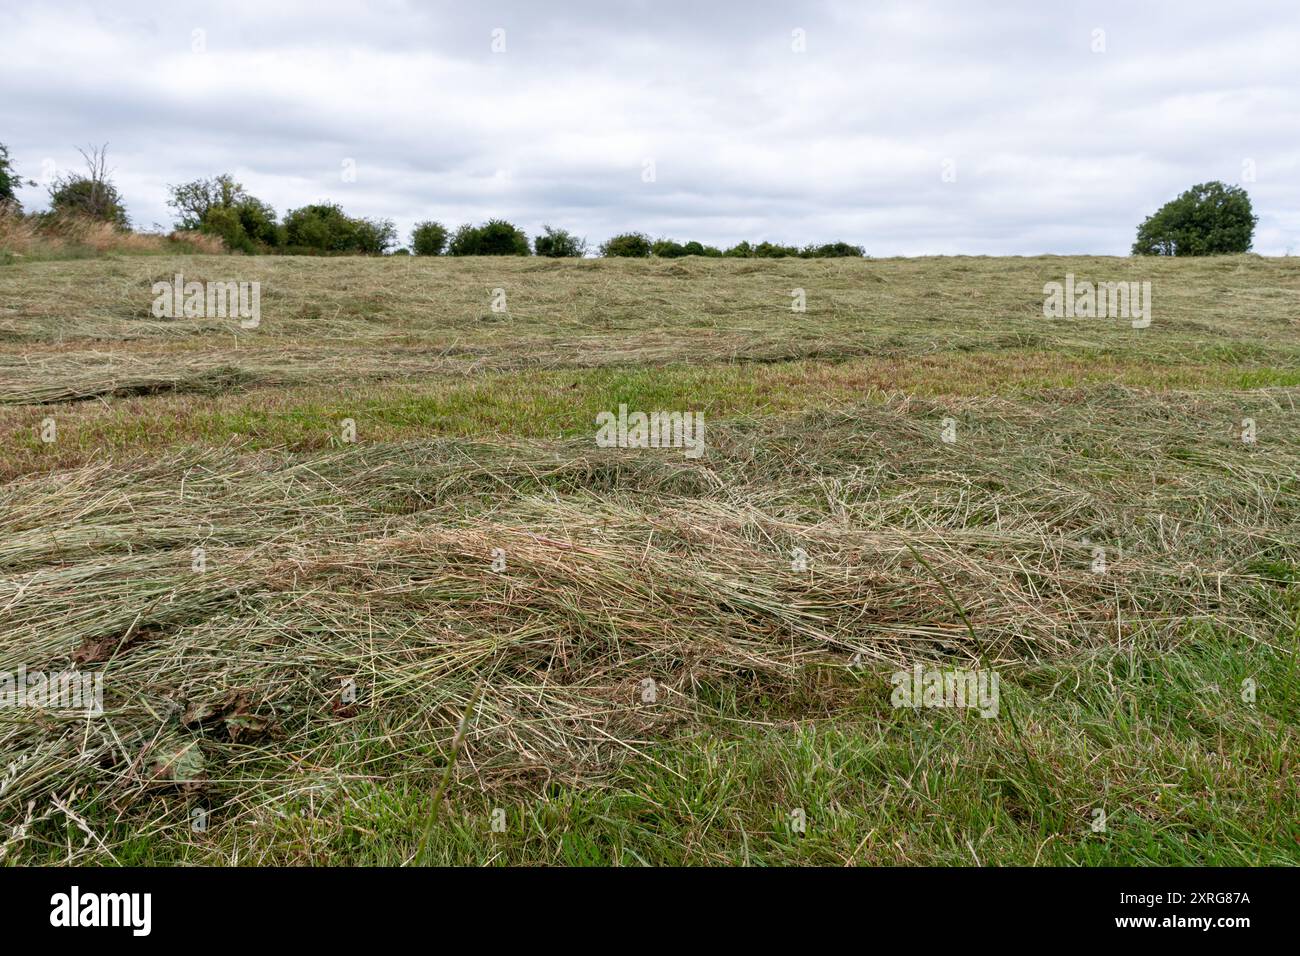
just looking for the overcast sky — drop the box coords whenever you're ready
[2,0,1297,255]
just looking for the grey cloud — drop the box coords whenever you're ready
[2,0,1296,254]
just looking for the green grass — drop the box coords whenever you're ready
[57,626,1298,866]
[4,349,1299,481]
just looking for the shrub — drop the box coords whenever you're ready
[200,206,256,254]
[283,204,340,251]
[723,241,753,258]
[168,175,280,252]
[282,202,395,255]
[351,217,398,256]
[533,225,587,257]
[235,197,281,247]
[753,241,801,258]
[652,239,688,258]
[650,239,725,257]
[600,232,652,257]
[169,174,243,230]
[801,241,864,258]
[411,221,449,256]
[448,219,530,256]
[1133,182,1257,256]
[49,177,129,228]
[47,145,130,228]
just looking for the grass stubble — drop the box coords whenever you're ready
[0,254,1296,865]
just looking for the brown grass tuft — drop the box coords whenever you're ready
[0,205,228,260]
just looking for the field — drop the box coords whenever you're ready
[0,252,1297,865]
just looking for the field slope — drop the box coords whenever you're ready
[0,254,1296,865]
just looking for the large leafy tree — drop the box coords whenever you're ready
[411,220,449,255]
[1133,181,1257,256]
[167,174,247,230]
[167,174,281,252]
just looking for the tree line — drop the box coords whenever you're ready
[163,175,872,258]
[0,144,1260,257]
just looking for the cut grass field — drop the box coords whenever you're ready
[0,253,1296,865]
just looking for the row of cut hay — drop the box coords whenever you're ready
[1,386,1294,856]
[0,356,264,405]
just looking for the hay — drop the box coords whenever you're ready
[0,385,1294,856]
